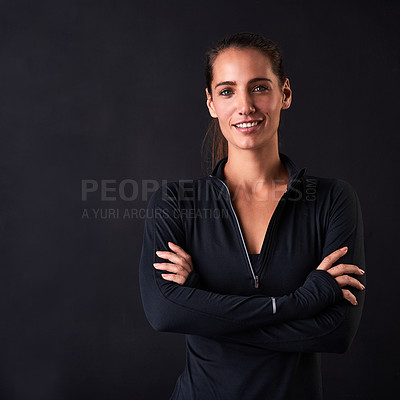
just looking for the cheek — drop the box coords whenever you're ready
[213,101,234,123]
[258,97,282,116]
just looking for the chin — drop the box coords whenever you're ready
[232,141,262,151]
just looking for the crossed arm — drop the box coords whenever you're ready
[139,179,366,353]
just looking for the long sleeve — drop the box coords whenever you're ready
[138,184,343,337]
[214,179,366,353]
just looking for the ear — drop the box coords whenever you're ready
[281,78,292,110]
[205,88,218,118]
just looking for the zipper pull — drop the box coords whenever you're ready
[255,275,259,288]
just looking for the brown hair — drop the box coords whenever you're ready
[201,32,287,173]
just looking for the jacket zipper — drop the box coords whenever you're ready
[259,195,287,276]
[215,178,259,288]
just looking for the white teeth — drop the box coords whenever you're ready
[235,121,259,128]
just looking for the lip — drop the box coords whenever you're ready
[232,119,264,134]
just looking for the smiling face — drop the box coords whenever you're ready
[206,47,292,152]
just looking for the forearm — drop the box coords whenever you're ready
[140,239,342,336]
[216,284,365,353]
[181,266,365,353]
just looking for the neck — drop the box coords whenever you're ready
[223,142,289,193]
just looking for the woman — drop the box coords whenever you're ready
[139,32,366,400]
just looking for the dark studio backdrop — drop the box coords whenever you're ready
[1,0,399,399]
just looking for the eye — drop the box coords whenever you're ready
[253,85,269,92]
[219,88,233,96]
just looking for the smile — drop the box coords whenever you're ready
[233,120,262,128]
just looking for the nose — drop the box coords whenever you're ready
[237,91,255,115]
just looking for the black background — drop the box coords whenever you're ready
[1,0,399,399]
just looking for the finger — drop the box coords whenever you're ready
[156,250,187,267]
[153,262,188,276]
[316,247,348,271]
[156,250,192,274]
[168,242,192,263]
[342,289,358,306]
[161,273,186,285]
[335,275,365,290]
[328,264,365,278]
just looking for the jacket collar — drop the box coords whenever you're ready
[209,152,307,193]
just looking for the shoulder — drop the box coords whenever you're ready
[147,177,208,208]
[303,174,362,221]
[304,174,359,199]
[147,181,180,209]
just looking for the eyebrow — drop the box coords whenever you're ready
[214,77,272,90]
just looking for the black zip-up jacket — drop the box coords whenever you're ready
[139,153,366,400]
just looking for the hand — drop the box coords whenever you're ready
[153,242,194,285]
[316,246,365,305]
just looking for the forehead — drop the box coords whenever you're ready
[212,48,274,82]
